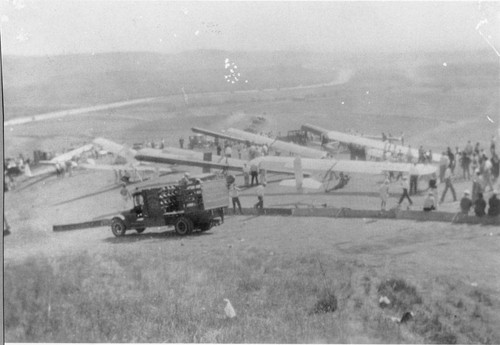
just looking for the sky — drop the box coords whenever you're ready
[1,1,499,56]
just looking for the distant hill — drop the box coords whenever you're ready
[2,50,339,119]
[3,49,498,120]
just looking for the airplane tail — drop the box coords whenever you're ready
[293,156,303,190]
[24,163,32,177]
[93,138,137,163]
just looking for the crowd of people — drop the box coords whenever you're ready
[378,137,500,218]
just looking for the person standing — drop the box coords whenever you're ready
[379,179,390,211]
[179,137,184,149]
[409,162,419,195]
[474,193,486,217]
[259,167,267,185]
[471,153,479,174]
[483,158,494,192]
[471,170,484,203]
[440,166,457,203]
[464,140,473,157]
[225,145,232,158]
[428,173,439,208]
[250,162,259,186]
[65,160,73,177]
[254,183,266,209]
[459,190,473,214]
[180,172,192,185]
[474,142,481,156]
[491,152,499,182]
[261,144,268,156]
[447,147,456,174]
[120,183,131,209]
[237,145,242,159]
[397,176,413,209]
[460,150,471,180]
[242,163,250,187]
[406,145,414,163]
[439,153,449,183]
[229,184,242,214]
[487,190,500,217]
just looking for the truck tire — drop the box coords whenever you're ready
[175,217,193,236]
[136,228,146,234]
[199,222,212,232]
[111,218,127,237]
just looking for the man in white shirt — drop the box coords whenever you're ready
[229,184,242,214]
[225,145,232,158]
[397,176,413,209]
[483,158,494,192]
[440,166,457,203]
[409,162,419,195]
[439,153,450,183]
[254,183,265,209]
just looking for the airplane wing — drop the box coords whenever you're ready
[135,148,306,176]
[80,162,173,174]
[136,149,247,172]
[226,128,326,159]
[23,164,56,178]
[38,144,94,165]
[254,156,437,176]
[191,127,248,144]
[363,134,402,143]
[302,123,441,163]
[160,146,227,161]
[279,178,324,189]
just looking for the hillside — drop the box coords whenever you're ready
[2,50,339,119]
[4,49,498,121]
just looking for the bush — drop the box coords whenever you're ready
[311,289,337,314]
[377,278,422,311]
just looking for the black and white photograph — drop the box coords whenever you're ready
[2,0,500,343]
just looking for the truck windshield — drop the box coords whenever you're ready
[133,194,144,207]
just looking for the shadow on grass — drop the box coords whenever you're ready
[102,229,213,244]
[14,174,54,192]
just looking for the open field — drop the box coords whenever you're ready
[4,213,500,342]
[3,49,500,343]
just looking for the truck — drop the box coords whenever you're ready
[188,134,214,150]
[110,178,229,237]
[277,130,309,146]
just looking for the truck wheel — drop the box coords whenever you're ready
[199,222,212,232]
[111,218,127,237]
[136,228,146,234]
[175,217,193,236]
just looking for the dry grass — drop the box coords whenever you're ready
[5,247,499,343]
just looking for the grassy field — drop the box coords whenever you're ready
[4,221,499,343]
[4,217,500,343]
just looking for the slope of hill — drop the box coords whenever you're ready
[2,50,339,119]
